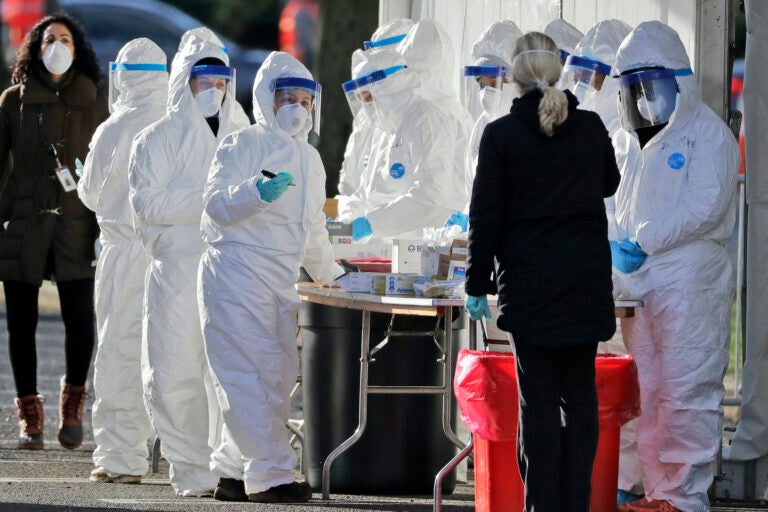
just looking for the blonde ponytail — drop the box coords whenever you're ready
[511,32,568,136]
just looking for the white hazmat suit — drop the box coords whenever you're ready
[464,20,522,209]
[569,19,641,496]
[337,50,467,239]
[128,27,247,496]
[613,21,739,511]
[198,51,343,494]
[398,18,474,136]
[337,19,413,197]
[77,38,167,480]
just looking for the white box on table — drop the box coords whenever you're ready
[391,239,449,276]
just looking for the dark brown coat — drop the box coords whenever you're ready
[0,63,108,285]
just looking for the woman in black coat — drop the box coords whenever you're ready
[464,32,620,512]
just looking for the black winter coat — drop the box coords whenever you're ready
[465,89,620,347]
[0,64,107,285]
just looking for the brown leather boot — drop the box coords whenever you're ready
[58,376,87,449]
[15,394,45,450]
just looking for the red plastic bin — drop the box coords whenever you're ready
[455,351,640,512]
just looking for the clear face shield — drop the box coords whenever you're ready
[463,65,509,119]
[618,68,679,130]
[342,65,406,127]
[562,55,611,111]
[272,77,322,136]
[108,62,167,113]
[190,64,236,117]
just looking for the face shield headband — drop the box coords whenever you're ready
[271,76,322,136]
[363,33,406,50]
[109,62,168,113]
[342,65,407,116]
[562,55,611,108]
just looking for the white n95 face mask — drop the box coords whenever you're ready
[636,95,668,124]
[195,87,225,117]
[479,86,502,115]
[276,103,309,137]
[42,41,73,75]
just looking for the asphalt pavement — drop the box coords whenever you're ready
[0,308,475,512]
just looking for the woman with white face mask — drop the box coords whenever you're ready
[198,51,343,503]
[0,13,107,451]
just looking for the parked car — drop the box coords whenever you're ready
[60,0,269,118]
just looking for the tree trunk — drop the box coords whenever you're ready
[315,2,378,197]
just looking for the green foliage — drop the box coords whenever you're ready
[163,0,279,49]
[211,0,280,49]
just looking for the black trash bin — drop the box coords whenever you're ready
[299,301,465,495]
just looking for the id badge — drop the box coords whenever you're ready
[55,166,77,192]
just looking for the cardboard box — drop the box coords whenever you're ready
[391,239,450,276]
[448,260,467,280]
[324,198,338,220]
[331,242,392,260]
[373,274,418,295]
[327,221,352,237]
[337,272,376,293]
[450,237,468,261]
[437,252,451,278]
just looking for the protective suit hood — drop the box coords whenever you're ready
[576,19,632,72]
[544,19,584,57]
[112,38,168,112]
[615,21,700,128]
[167,27,232,117]
[370,18,413,44]
[572,19,631,135]
[471,20,522,67]
[397,19,456,101]
[251,51,314,136]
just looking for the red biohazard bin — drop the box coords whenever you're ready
[454,350,640,512]
[591,354,641,512]
[454,350,523,512]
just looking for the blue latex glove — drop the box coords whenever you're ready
[256,171,293,202]
[619,238,646,257]
[610,238,647,274]
[444,211,469,232]
[465,295,492,321]
[75,158,84,178]
[351,216,373,241]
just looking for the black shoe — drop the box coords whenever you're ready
[214,478,248,502]
[248,481,312,503]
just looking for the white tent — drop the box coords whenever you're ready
[378,0,768,501]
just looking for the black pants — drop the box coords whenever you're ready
[4,279,95,397]
[513,340,599,512]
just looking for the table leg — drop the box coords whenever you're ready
[433,437,474,512]
[442,307,464,449]
[321,309,371,500]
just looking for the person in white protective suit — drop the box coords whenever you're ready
[444,20,523,233]
[561,19,641,506]
[543,18,584,64]
[611,21,739,512]
[198,51,344,503]
[76,38,168,485]
[336,49,467,241]
[398,18,474,135]
[128,27,248,497]
[336,19,412,198]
